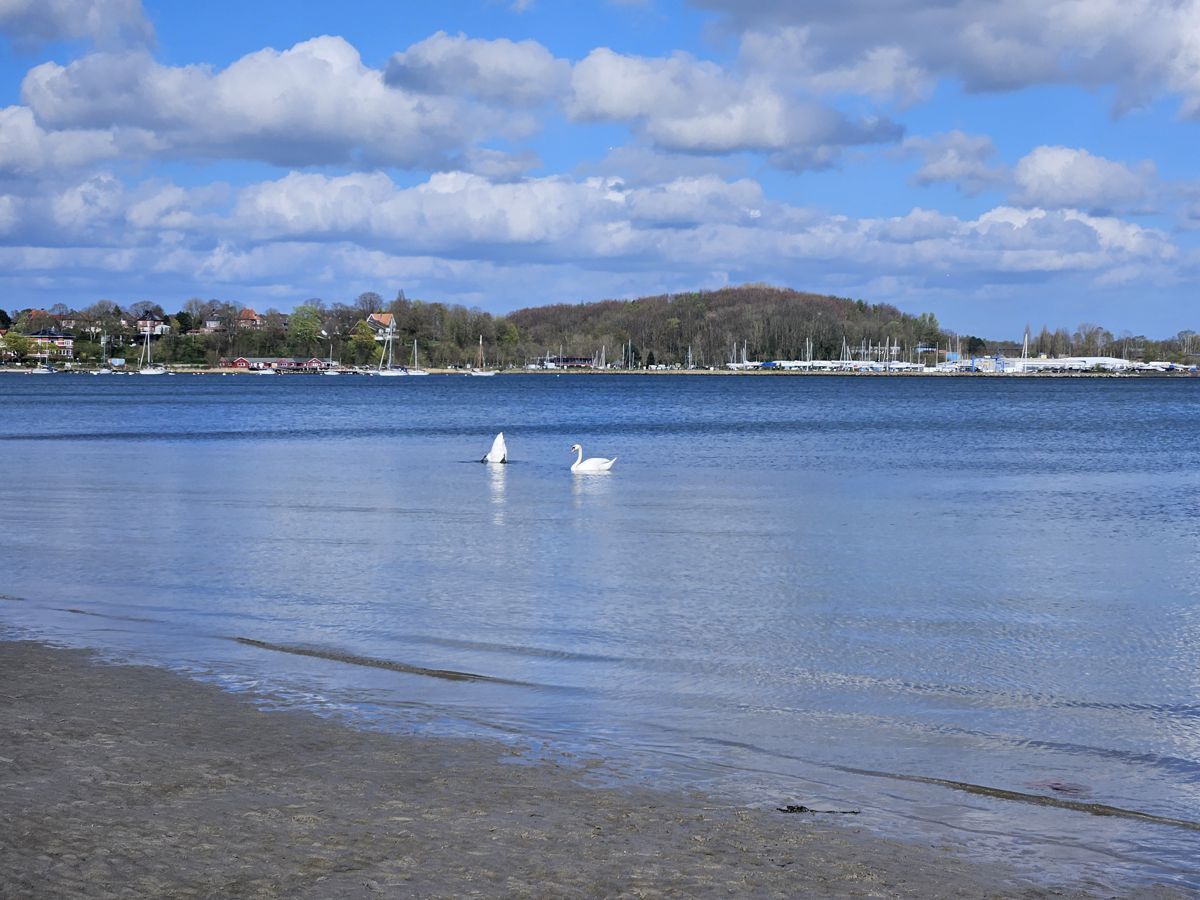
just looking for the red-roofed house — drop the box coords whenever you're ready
[367,312,395,339]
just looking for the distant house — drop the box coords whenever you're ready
[237,308,263,329]
[548,355,593,368]
[222,356,272,370]
[367,313,395,340]
[135,311,169,336]
[201,317,224,334]
[220,356,326,371]
[27,329,75,360]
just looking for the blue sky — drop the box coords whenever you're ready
[2,0,1198,338]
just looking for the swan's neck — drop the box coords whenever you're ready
[574,446,584,465]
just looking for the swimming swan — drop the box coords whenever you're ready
[570,443,616,473]
[482,432,508,464]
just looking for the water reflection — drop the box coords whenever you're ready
[571,470,614,505]
[487,463,507,525]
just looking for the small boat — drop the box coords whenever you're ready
[481,432,507,464]
[136,328,166,375]
[469,335,497,376]
[252,367,278,375]
[378,330,407,376]
[408,340,432,376]
[28,364,55,374]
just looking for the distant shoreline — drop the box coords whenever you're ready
[0,365,1191,378]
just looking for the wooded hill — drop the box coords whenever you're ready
[506,285,944,367]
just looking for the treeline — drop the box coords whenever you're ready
[3,286,1198,367]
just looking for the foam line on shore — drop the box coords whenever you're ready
[59,607,165,625]
[689,730,1200,834]
[232,636,565,690]
[831,764,1200,832]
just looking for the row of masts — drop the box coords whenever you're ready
[534,329,1041,369]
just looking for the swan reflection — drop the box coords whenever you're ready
[488,463,507,525]
[571,469,613,506]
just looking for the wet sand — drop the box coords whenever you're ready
[0,640,1148,898]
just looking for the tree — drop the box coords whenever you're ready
[0,309,10,329]
[964,336,987,355]
[2,331,32,363]
[354,292,382,318]
[349,320,378,365]
[287,305,323,354]
[128,300,165,319]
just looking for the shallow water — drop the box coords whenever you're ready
[2,373,1199,890]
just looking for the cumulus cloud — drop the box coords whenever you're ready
[739,27,933,106]
[0,0,152,49]
[900,130,1007,194]
[693,0,1200,115]
[0,105,127,175]
[20,36,536,169]
[1011,146,1156,213]
[385,31,570,106]
[578,145,742,186]
[1,167,1177,305]
[569,47,900,162]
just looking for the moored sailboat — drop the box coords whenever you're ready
[469,334,497,376]
[377,329,406,376]
[136,328,166,375]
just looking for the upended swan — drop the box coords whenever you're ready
[570,443,617,473]
[482,432,508,464]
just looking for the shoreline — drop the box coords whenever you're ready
[0,639,1121,898]
[0,365,1190,378]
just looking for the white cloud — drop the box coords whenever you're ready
[693,0,1200,116]
[578,145,742,187]
[0,0,152,49]
[20,36,533,169]
[0,105,131,175]
[739,27,932,106]
[0,168,1178,308]
[569,47,900,161]
[385,31,570,106]
[1011,146,1156,213]
[901,130,1007,194]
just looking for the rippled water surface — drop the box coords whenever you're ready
[3,373,1199,890]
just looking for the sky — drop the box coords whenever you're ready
[1,0,1199,338]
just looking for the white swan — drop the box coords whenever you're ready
[570,443,616,473]
[482,432,507,464]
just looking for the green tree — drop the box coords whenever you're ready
[287,304,323,354]
[0,309,11,329]
[2,330,32,363]
[349,320,378,365]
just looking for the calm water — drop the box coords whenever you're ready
[2,373,1199,890]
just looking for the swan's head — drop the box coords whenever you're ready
[569,443,581,453]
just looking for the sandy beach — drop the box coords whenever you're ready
[0,640,1147,899]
